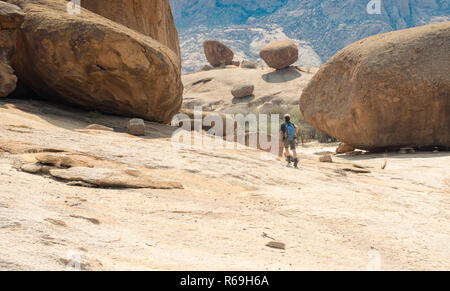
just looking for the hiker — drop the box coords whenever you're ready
[280,114,299,168]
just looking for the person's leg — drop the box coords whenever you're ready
[291,142,299,167]
[284,147,291,161]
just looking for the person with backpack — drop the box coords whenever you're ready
[280,114,299,168]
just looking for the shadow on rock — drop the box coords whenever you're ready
[232,94,255,104]
[262,67,302,83]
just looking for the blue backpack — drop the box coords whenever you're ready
[285,122,296,140]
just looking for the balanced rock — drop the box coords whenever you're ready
[241,60,257,69]
[128,118,146,136]
[9,0,182,124]
[203,40,234,67]
[231,84,254,98]
[300,22,450,150]
[260,40,298,70]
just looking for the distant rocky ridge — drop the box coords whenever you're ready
[170,0,449,73]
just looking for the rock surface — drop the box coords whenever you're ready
[8,0,183,124]
[1,98,449,270]
[259,40,298,70]
[300,22,450,150]
[203,40,234,67]
[85,124,114,132]
[82,0,180,64]
[182,66,317,114]
[231,84,254,98]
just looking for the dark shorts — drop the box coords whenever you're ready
[284,139,296,150]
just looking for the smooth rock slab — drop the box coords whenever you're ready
[49,167,183,189]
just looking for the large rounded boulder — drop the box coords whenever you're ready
[81,0,181,65]
[8,0,182,124]
[203,40,234,67]
[300,22,450,150]
[259,40,298,70]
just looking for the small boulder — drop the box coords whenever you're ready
[260,40,298,70]
[241,60,257,69]
[319,154,333,163]
[203,40,234,67]
[201,65,213,71]
[336,143,355,154]
[127,118,146,136]
[232,60,240,67]
[231,84,254,98]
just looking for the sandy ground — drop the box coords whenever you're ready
[0,99,449,270]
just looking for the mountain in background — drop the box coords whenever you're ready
[170,0,449,73]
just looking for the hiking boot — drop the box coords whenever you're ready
[293,158,299,168]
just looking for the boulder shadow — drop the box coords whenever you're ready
[337,150,450,161]
[232,94,255,104]
[262,66,302,83]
